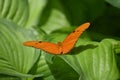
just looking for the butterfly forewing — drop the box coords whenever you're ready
[61,22,90,54]
[23,41,61,54]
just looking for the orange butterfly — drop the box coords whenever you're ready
[23,22,90,54]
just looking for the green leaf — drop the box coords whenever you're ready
[106,0,120,9]
[114,41,120,54]
[40,0,70,33]
[25,0,47,27]
[60,39,119,80]
[30,52,56,80]
[47,56,79,80]
[0,19,42,78]
[0,0,29,26]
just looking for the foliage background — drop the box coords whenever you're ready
[0,0,120,80]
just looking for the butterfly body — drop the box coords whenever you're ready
[23,22,90,55]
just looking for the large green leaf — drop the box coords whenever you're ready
[0,19,42,79]
[60,39,119,80]
[0,0,29,26]
[26,0,47,27]
[39,0,70,33]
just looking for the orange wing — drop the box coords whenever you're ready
[23,22,90,55]
[23,41,62,54]
[61,22,90,54]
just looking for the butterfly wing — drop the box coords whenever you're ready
[23,41,61,54]
[61,22,90,54]
[23,22,90,55]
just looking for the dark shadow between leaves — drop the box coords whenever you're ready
[69,44,98,55]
